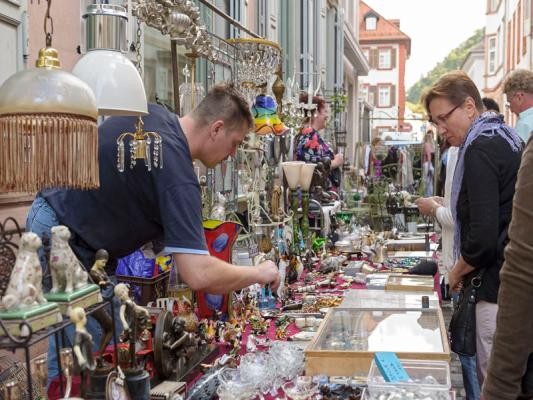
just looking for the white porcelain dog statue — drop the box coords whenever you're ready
[2,232,47,311]
[49,225,89,294]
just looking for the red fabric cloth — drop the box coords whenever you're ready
[48,375,82,400]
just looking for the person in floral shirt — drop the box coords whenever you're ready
[295,94,344,188]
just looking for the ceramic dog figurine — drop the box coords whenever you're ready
[2,232,47,311]
[49,225,88,294]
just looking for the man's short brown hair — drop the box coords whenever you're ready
[190,83,253,132]
[503,69,533,96]
[422,70,483,115]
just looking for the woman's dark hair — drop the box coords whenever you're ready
[95,249,109,262]
[482,97,500,113]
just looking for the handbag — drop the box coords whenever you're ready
[448,270,485,357]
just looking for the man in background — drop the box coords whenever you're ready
[503,69,533,143]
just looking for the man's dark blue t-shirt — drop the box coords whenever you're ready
[42,104,208,262]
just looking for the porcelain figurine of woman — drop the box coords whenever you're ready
[70,307,96,398]
[70,307,96,371]
[114,283,150,369]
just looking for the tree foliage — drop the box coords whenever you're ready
[406,28,485,104]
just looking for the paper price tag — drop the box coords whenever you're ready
[248,243,259,258]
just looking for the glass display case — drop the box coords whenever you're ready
[341,289,439,309]
[385,274,435,292]
[305,308,450,377]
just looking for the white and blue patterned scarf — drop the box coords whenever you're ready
[451,112,523,261]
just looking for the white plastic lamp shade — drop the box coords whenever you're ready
[72,50,148,116]
[281,161,304,189]
[298,163,316,190]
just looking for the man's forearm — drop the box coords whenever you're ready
[174,253,269,293]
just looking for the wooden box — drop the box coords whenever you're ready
[305,307,450,377]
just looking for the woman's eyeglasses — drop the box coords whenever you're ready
[429,104,461,127]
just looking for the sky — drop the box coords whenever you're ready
[362,0,486,89]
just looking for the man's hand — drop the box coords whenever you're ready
[415,197,439,216]
[256,260,280,292]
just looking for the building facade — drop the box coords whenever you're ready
[0,0,27,87]
[483,0,532,125]
[358,0,411,140]
[462,40,485,94]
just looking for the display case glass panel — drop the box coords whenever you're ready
[341,289,439,309]
[312,308,444,353]
[385,274,435,292]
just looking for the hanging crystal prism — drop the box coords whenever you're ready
[116,116,163,172]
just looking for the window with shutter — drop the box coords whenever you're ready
[369,86,378,106]
[370,48,379,69]
[391,49,397,69]
[390,85,396,106]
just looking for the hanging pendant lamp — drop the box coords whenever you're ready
[72,3,148,116]
[0,0,99,192]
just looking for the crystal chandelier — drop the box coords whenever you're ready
[131,0,218,62]
[116,117,163,172]
[227,38,282,104]
[280,77,305,129]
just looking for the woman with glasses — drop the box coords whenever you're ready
[423,71,523,398]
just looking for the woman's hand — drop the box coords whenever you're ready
[415,197,439,217]
[448,267,463,292]
[331,153,344,169]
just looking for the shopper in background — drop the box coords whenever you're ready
[481,118,533,400]
[423,70,523,391]
[482,97,500,114]
[26,83,280,383]
[422,130,435,196]
[503,69,533,143]
[295,94,344,189]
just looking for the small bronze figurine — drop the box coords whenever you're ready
[88,249,114,369]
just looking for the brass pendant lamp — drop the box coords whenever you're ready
[0,0,99,192]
